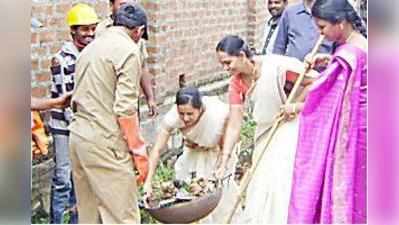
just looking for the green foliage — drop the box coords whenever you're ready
[139,161,175,224]
[31,209,72,224]
[234,113,256,181]
[31,209,49,224]
[240,113,256,148]
[155,161,176,181]
[140,208,159,224]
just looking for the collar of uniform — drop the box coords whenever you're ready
[108,26,133,41]
[105,14,113,28]
[295,2,311,15]
[61,41,80,56]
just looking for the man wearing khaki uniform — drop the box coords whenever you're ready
[96,0,157,117]
[69,3,149,224]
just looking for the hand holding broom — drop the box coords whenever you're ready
[224,35,326,224]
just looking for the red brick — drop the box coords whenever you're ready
[56,3,72,14]
[35,72,51,82]
[31,86,48,98]
[32,46,48,56]
[50,43,63,54]
[32,5,47,14]
[31,4,53,15]
[31,59,39,71]
[56,30,71,42]
[143,2,159,11]
[31,33,39,44]
[48,17,66,28]
[147,46,160,54]
[95,4,109,17]
[39,59,52,70]
[45,5,54,15]
[39,31,56,43]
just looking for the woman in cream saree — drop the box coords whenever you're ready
[243,54,311,224]
[143,87,242,224]
[215,35,315,223]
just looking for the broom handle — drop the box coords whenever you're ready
[225,115,284,223]
[286,35,325,104]
[224,35,325,224]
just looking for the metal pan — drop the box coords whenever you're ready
[143,188,223,224]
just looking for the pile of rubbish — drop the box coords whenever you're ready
[145,177,218,208]
[142,176,223,224]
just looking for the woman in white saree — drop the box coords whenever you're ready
[215,35,316,223]
[243,55,307,224]
[143,86,242,224]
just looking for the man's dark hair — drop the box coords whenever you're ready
[113,2,147,29]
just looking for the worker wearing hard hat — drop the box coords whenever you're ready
[48,3,98,224]
[69,2,149,223]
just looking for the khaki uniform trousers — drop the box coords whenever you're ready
[69,133,140,224]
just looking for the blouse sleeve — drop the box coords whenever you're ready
[228,75,248,105]
[161,105,182,133]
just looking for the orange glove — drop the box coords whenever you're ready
[31,111,49,157]
[131,152,149,185]
[118,114,149,185]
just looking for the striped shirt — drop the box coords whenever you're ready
[49,42,79,135]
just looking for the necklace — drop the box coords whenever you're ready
[246,61,261,97]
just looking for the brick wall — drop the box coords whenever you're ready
[248,0,268,50]
[31,0,273,101]
[33,0,363,102]
[143,0,253,100]
[31,0,109,98]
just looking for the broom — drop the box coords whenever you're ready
[224,35,325,223]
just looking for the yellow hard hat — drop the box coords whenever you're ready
[66,3,99,27]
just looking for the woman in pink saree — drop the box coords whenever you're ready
[287,0,367,223]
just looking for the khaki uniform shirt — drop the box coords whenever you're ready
[96,16,149,64]
[69,26,142,150]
